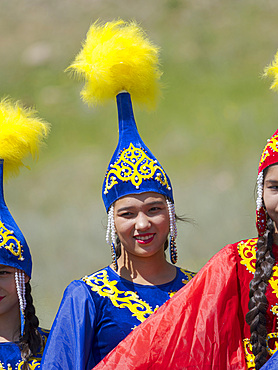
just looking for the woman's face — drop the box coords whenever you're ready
[0,265,19,318]
[263,164,278,229]
[114,192,170,261]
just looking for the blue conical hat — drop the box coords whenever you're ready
[102,92,173,211]
[0,160,32,277]
[66,20,173,211]
[0,97,50,335]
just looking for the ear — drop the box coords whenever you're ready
[24,274,30,284]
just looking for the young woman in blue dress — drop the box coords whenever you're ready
[40,20,195,370]
[0,98,50,369]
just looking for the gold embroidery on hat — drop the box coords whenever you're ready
[0,221,23,261]
[259,134,278,168]
[104,143,170,194]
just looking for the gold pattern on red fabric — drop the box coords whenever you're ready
[237,239,257,274]
[238,238,278,366]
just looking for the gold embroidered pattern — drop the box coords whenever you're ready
[238,239,278,301]
[243,333,278,368]
[33,329,49,358]
[168,269,196,298]
[18,360,41,370]
[83,270,153,322]
[0,359,41,370]
[0,221,23,261]
[243,338,255,369]
[237,239,258,274]
[104,143,170,194]
[259,134,278,168]
[83,268,193,322]
[269,266,278,300]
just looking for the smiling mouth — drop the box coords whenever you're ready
[134,233,155,244]
[0,296,4,302]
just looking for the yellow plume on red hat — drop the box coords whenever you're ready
[0,98,50,179]
[264,50,278,90]
[67,19,162,109]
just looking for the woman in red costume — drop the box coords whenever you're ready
[93,58,278,370]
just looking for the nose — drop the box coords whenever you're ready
[135,212,151,231]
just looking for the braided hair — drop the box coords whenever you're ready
[18,281,43,370]
[246,211,275,368]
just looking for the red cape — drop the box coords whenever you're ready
[93,244,246,369]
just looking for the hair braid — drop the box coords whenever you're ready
[19,281,42,370]
[246,217,275,369]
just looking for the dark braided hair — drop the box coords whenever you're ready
[246,216,275,369]
[18,281,43,370]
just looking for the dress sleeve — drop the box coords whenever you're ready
[93,244,246,370]
[261,351,278,369]
[41,280,96,370]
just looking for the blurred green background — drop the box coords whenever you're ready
[1,0,278,329]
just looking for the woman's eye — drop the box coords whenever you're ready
[149,207,161,212]
[0,271,11,275]
[269,186,278,190]
[120,212,133,217]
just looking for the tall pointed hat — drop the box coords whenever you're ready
[67,20,174,211]
[256,52,278,236]
[0,97,50,334]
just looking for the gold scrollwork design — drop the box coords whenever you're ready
[259,135,278,168]
[243,338,255,369]
[0,221,23,261]
[237,239,258,274]
[104,143,170,194]
[83,270,154,322]
[18,360,41,370]
[243,333,278,369]
[0,359,41,370]
[180,268,196,283]
[238,239,278,300]
[168,269,195,298]
[269,266,278,300]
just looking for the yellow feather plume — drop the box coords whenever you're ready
[0,98,50,180]
[264,50,278,91]
[67,19,162,108]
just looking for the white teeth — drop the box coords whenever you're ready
[135,235,153,241]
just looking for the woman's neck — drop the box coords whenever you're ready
[115,250,176,285]
[0,311,21,343]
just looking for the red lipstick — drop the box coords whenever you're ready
[134,233,155,244]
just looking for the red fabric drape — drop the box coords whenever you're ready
[94,244,246,369]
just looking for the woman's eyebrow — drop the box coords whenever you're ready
[116,201,165,212]
[265,179,278,184]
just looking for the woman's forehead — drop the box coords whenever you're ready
[0,264,14,269]
[115,192,165,206]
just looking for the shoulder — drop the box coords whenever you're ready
[63,266,112,295]
[59,278,100,306]
[209,237,258,262]
[38,327,50,339]
[176,267,196,283]
[82,266,118,289]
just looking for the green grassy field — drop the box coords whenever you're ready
[1,0,278,328]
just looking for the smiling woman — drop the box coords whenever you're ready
[40,19,195,370]
[91,53,278,369]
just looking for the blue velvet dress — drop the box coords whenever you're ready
[41,266,195,370]
[261,350,278,369]
[0,328,49,370]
